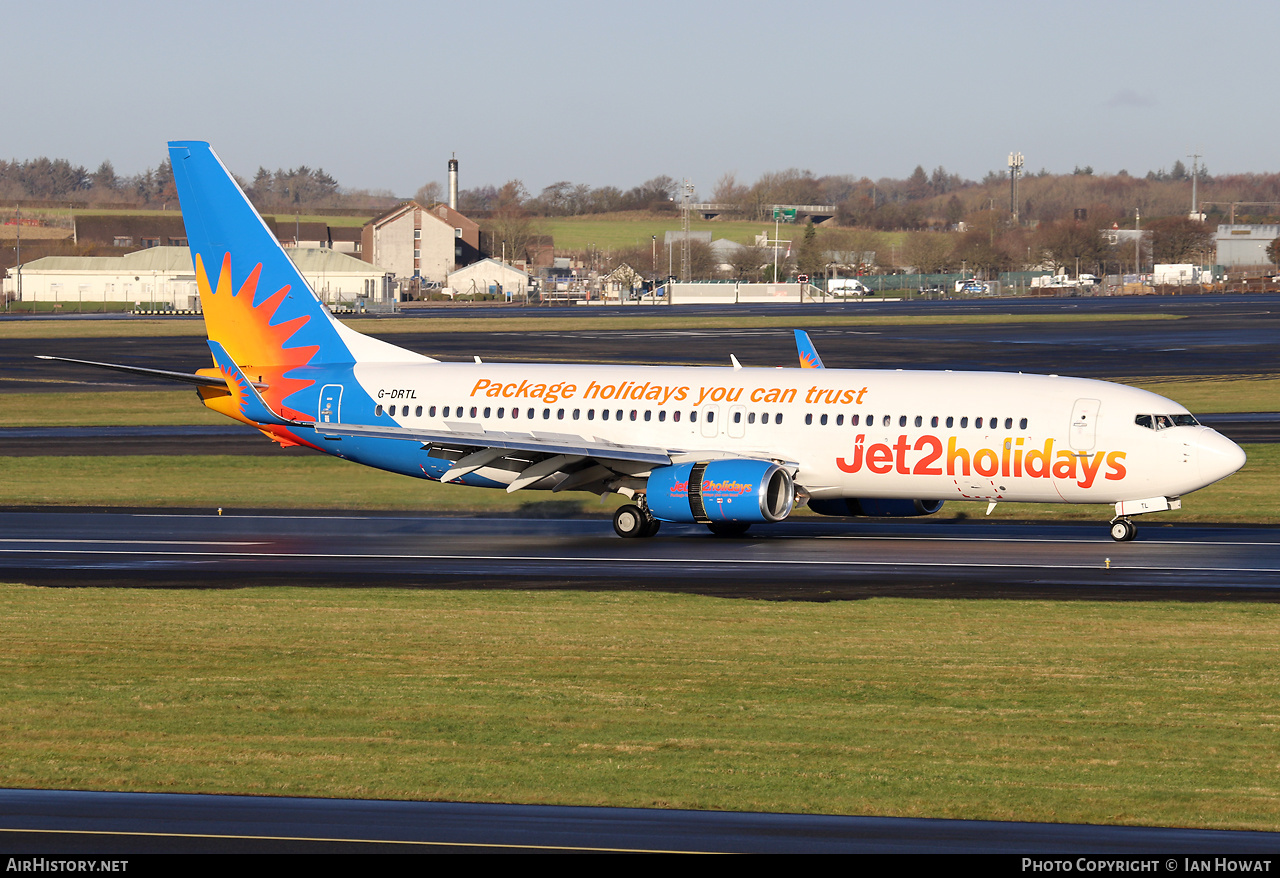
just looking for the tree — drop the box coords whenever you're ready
[482,203,538,265]
[726,243,767,282]
[415,181,442,205]
[1036,219,1106,275]
[1268,237,1280,268]
[796,221,824,278]
[903,232,953,273]
[1146,216,1212,263]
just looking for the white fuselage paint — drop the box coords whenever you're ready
[347,361,1245,506]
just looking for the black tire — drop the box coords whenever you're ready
[642,517,662,538]
[613,504,647,538]
[1109,519,1136,542]
[707,521,751,537]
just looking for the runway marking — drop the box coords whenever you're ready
[0,539,266,546]
[0,826,699,854]
[3,548,1278,574]
[815,535,1280,548]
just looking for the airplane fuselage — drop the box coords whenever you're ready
[265,360,1243,509]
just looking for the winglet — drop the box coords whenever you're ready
[794,330,825,369]
[207,340,301,427]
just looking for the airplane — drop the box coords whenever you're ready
[42,141,1247,542]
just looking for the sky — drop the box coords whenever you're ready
[5,0,1275,198]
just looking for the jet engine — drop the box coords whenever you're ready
[647,460,795,524]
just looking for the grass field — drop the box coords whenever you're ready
[2,585,1279,828]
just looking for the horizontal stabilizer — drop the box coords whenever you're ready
[34,355,262,388]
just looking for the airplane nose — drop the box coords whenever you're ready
[1197,428,1247,485]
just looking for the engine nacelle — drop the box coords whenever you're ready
[648,459,795,524]
[808,498,944,518]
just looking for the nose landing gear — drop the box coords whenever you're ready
[1109,518,1137,542]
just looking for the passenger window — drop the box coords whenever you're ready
[658,411,666,422]
[749,413,756,424]
[836,414,843,426]
[674,411,681,422]
[644,410,651,421]
[442,406,450,417]
[616,410,623,421]
[960,417,968,428]
[762,413,770,424]
[805,413,813,425]
[691,411,698,423]
[775,414,784,424]
[511,408,519,419]
[1020,418,1028,430]
[573,409,580,420]
[527,408,535,419]
[851,414,860,426]
[914,416,922,428]
[543,408,551,419]
[734,411,742,423]
[429,406,437,417]
[882,415,890,427]
[558,408,565,420]
[498,408,505,418]
[602,410,610,421]
[820,414,828,425]
[707,411,714,423]
[375,405,384,417]
[1005,418,1013,430]
[470,406,478,418]
[630,410,637,421]
[415,406,423,417]
[484,407,491,418]
[899,416,907,427]
[588,409,595,420]
[946,416,953,428]
[974,417,983,428]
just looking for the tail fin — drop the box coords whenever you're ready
[168,141,426,377]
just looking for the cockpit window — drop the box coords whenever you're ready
[1135,413,1199,430]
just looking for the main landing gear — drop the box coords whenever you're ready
[1109,518,1137,542]
[613,503,661,538]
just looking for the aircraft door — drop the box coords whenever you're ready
[1069,398,1100,452]
[319,384,343,424]
[728,405,746,439]
[701,405,719,438]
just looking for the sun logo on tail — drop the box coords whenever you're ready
[196,252,319,435]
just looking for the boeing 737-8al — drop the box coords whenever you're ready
[43,142,1246,541]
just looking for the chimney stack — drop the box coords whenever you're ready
[448,154,458,211]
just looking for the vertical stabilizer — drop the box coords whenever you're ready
[168,141,428,376]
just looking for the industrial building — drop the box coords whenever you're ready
[3,246,393,310]
[1215,224,1280,268]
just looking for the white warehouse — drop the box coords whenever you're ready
[4,247,394,310]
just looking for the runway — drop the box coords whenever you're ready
[5,788,1280,854]
[3,510,1279,599]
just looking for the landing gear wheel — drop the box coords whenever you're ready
[707,521,751,537]
[1109,519,1137,542]
[642,517,662,538]
[614,504,653,539]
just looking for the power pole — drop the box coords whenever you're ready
[680,179,694,282]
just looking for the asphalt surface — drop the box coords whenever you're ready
[4,788,1279,854]
[3,511,1278,600]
